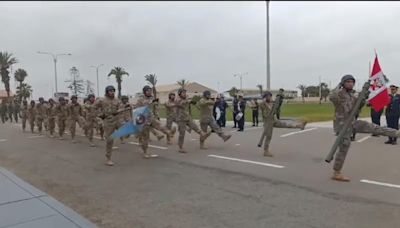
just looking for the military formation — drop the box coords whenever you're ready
[2,74,400,183]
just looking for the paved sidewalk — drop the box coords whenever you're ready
[0,167,97,228]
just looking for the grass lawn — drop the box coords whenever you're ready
[157,102,371,123]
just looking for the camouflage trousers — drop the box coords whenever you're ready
[139,118,171,153]
[85,118,99,142]
[48,118,56,135]
[13,112,18,123]
[58,118,67,137]
[36,117,44,133]
[200,117,227,143]
[21,116,27,130]
[165,116,177,142]
[8,113,13,122]
[177,119,202,149]
[334,120,400,172]
[262,119,304,151]
[29,117,35,132]
[104,120,121,159]
[1,113,6,123]
[69,117,85,140]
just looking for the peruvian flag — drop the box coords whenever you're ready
[367,54,391,112]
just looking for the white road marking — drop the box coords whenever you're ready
[128,142,168,150]
[77,134,102,140]
[360,179,400,189]
[229,127,262,133]
[235,144,240,146]
[357,136,371,143]
[208,155,285,169]
[191,139,197,141]
[280,128,317,138]
[112,146,119,149]
[28,135,45,139]
[0,139,7,142]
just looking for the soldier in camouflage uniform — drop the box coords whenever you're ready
[83,94,98,147]
[35,97,47,135]
[95,85,126,166]
[329,74,400,182]
[175,88,208,153]
[43,101,49,131]
[13,100,20,123]
[20,100,28,131]
[135,86,176,158]
[68,95,84,143]
[165,92,178,145]
[47,98,58,138]
[55,97,69,139]
[95,97,105,141]
[28,100,36,133]
[149,98,165,142]
[198,90,231,149]
[0,99,7,123]
[259,91,307,157]
[7,100,14,123]
[119,95,133,144]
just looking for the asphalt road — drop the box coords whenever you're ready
[0,120,400,228]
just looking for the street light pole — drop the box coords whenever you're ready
[234,72,248,91]
[266,0,271,90]
[37,51,71,93]
[90,64,104,97]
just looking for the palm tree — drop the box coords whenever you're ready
[14,69,28,102]
[256,84,263,96]
[16,82,32,101]
[0,52,18,97]
[177,79,189,90]
[145,74,158,98]
[297,84,307,103]
[108,67,129,98]
[229,87,239,98]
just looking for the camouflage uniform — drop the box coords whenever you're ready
[13,101,20,123]
[330,86,400,172]
[84,101,99,143]
[175,97,204,152]
[7,102,14,123]
[95,96,122,160]
[198,97,231,148]
[20,102,28,131]
[165,99,177,143]
[28,104,36,133]
[149,100,165,140]
[259,100,305,155]
[68,102,84,141]
[35,102,47,134]
[0,101,7,123]
[118,100,133,142]
[56,103,69,138]
[136,95,175,156]
[47,103,58,136]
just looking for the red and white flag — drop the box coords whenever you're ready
[367,54,390,112]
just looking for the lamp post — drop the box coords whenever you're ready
[90,64,104,97]
[234,72,248,91]
[37,51,71,93]
[266,0,271,90]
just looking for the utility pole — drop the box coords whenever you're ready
[234,72,248,91]
[266,0,271,90]
[90,64,104,97]
[37,51,72,93]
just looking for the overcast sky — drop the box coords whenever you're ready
[1,1,400,99]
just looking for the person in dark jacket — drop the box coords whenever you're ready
[232,95,239,128]
[214,94,228,127]
[385,85,400,145]
[237,94,246,131]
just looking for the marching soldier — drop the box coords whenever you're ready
[0,99,7,123]
[198,90,231,149]
[384,85,400,145]
[20,100,28,131]
[47,98,57,138]
[95,85,124,166]
[329,75,400,182]
[83,94,99,147]
[165,92,178,145]
[95,97,105,141]
[28,100,36,133]
[68,95,84,143]
[7,100,14,123]
[175,88,208,153]
[35,97,47,135]
[258,91,307,157]
[250,98,259,127]
[55,97,69,140]
[119,95,133,144]
[13,100,20,123]
[135,86,176,158]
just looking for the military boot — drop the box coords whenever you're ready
[263,150,273,157]
[143,152,159,159]
[106,159,114,166]
[157,135,165,141]
[222,134,232,142]
[200,141,208,150]
[299,120,307,130]
[178,147,187,153]
[331,171,350,182]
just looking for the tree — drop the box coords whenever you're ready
[66,67,85,96]
[14,68,28,102]
[145,74,158,98]
[297,84,307,103]
[108,67,129,99]
[228,87,239,97]
[16,83,32,101]
[177,79,189,90]
[256,84,263,96]
[305,85,319,97]
[0,52,18,97]
[85,80,95,96]
[320,82,330,102]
